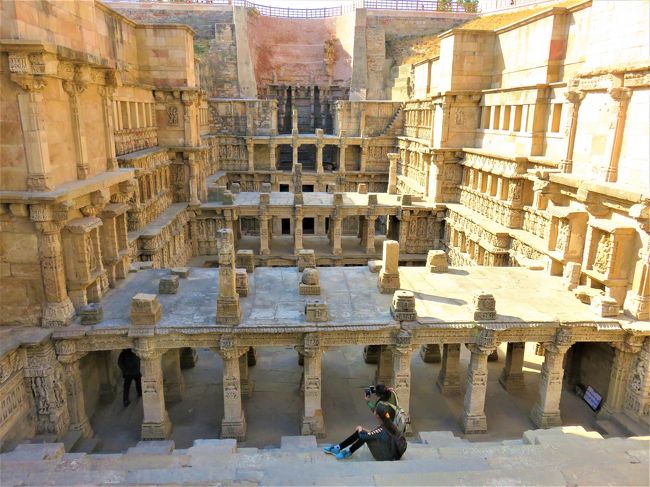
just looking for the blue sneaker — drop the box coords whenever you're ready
[335,448,352,460]
[323,444,340,455]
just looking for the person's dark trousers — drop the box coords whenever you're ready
[338,431,366,454]
[123,374,142,405]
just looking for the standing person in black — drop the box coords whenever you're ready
[118,348,142,407]
[323,402,405,461]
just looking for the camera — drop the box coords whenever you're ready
[364,385,376,396]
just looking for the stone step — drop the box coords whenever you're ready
[61,430,83,452]
[2,429,648,486]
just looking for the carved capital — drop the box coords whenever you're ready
[10,74,47,92]
[608,87,632,102]
[63,80,86,97]
[564,90,585,105]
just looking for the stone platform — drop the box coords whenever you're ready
[85,266,619,330]
[1,427,648,486]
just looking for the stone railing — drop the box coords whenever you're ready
[115,127,158,156]
[522,207,550,240]
[459,187,523,228]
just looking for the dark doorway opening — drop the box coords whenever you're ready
[281,218,291,235]
[303,184,314,192]
[303,218,315,235]
[280,184,290,192]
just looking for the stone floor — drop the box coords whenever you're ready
[90,343,601,453]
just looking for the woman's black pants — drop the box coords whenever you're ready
[337,431,366,454]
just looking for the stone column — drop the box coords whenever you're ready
[135,341,172,440]
[300,333,324,436]
[331,216,342,255]
[31,206,76,327]
[378,240,400,293]
[530,332,572,428]
[375,345,393,385]
[239,352,252,399]
[294,205,303,254]
[162,349,185,404]
[259,215,270,255]
[218,335,246,440]
[437,343,461,395]
[216,229,241,324]
[188,158,200,206]
[365,216,377,254]
[292,141,299,167]
[246,138,255,172]
[98,84,118,171]
[559,90,585,173]
[63,80,89,180]
[316,216,327,236]
[339,142,347,174]
[387,153,398,194]
[269,141,277,170]
[391,331,413,432]
[14,76,53,190]
[604,87,631,183]
[598,335,643,419]
[461,332,497,434]
[25,341,70,439]
[55,342,93,439]
[316,141,324,174]
[499,342,526,392]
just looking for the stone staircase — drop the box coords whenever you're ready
[1,427,648,486]
[389,64,413,101]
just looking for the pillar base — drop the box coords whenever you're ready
[216,297,241,325]
[499,372,525,392]
[42,299,76,327]
[241,379,253,399]
[378,272,400,294]
[363,345,380,364]
[141,416,172,440]
[436,375,461,395]
[530,406,562,429]
[221,413,246,441]
[301,411,325,437]
[420,345,441,363]
[461,413,487,434]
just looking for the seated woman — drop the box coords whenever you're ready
[323,402,402,461]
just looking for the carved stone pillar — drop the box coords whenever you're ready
[300,333,324,436]
[316,141,324,174]
[559,90,585,173]
[98,84,118,171]
[188,160,200,206]
[13,76,53,190]
[216,229,241,325]
[24,341,70,438]
[375,345,393,385]
[135,341,172,440]
[162,349,185,404]
[339,142,347,174]
[387,153,398,194]
[331,216,342,255]
[63,80,89,180]
[599,335,643,419]
[461,332,497,434]
[269,141,277,170]
[294,205,303,254]
[530,330,572,428]
[604,87,632,183]
[360,142,368,172]
[219,335,246,440]
[499,342,526,392]
[259,215,270,256]
[391,331,413,432]
[31,205,75,327]
[437,343,461,395]
[55,342,93,439]
[365,216,377,254]
[292,141,299,166]
[246,138,254,172]
[623,337,650,421]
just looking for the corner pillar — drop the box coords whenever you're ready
[530,333,572,429]
[461,338,496,434]
[56,344,93,439]
[300,333,324,437]
[598,336,643,419]
[218,336,247,441]
[135,341,172,440]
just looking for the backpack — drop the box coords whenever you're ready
[384,399,408,436]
